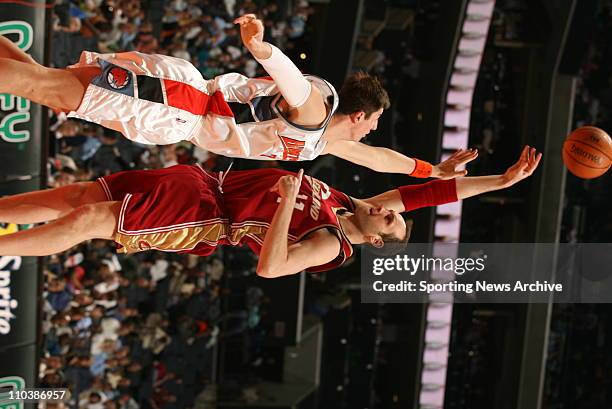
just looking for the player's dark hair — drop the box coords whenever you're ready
[373,218,413,256]
[336,71,391,118]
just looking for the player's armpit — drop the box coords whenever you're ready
[256,230,341,279]
[293,85,327,127]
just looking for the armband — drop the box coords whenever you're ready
[409,158,433,178]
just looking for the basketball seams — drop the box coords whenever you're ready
[563,150,610,170]
[565,137,612,162]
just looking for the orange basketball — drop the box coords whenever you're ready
[562,126,612,179]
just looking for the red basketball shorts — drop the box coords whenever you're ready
[97,165,227,254]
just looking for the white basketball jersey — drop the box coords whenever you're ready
[68,51,339,161]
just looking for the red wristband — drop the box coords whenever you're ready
[410,159,433,178]
[399,179,458,212]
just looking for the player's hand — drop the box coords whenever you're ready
[502,145,542,186]
[269,169,304,202]
[233,14,268,57]
[431,148,479,179]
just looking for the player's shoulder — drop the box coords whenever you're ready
[308,229,342,252]
[297,228,345,270]
[302,227,342,246]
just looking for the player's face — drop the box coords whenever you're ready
[357,203,407,245]
[352,108,384,141]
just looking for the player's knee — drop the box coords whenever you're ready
[70,204,99,231]
[36,68,84,111]
[20,65,50,95]
[70,203,115,237]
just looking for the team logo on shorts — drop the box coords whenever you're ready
[107,67,130,90]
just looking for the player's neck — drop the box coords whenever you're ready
[321,114,352,143]
[337,213,366,244]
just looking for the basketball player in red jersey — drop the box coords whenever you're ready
[0,147,540,276]
[0,15,475,179]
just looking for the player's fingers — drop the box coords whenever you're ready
[527,152,542,173]
[448,149,462,159]
[520,145,529,161]
[526,146,532,162]
[458,149,478,163]
[450,149,466,160]
[459,148,476,158]
[444,150,459,162]
[233,14,256,25]
[297,169,304,183]
[530,147,537,163]
[534,152,542,168]
[238,13,256,21]
[452,155,467,165]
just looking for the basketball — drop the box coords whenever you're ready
[562,126,612,179]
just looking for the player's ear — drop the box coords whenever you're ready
[366,235,384,248]
[350,111,365,123]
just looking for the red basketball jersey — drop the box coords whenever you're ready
[216,168,355,272]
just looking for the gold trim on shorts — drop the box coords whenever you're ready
[114,222,273,254]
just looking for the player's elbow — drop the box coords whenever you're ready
[256,262,280,279]
[256,267,275,279]
[257,261,294,278]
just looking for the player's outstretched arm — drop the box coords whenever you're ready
[455,145,541,199]
[257,170,339,278]
[325,141,478,179]
[233,14,326,126]
[362,146,541,212]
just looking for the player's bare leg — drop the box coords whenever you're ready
[0,201,120,256]
[0,182,107,224]
[0,36,38,64]
[0,58,98,112]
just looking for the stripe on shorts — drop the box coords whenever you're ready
[163,79,234,117]
[137,76,164,104]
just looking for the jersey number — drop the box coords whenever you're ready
[277,194,308,211]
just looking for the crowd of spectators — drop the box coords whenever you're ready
[41,1,312,408]
[41,246,227,408]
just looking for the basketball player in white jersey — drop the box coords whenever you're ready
[0,14,476,179]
